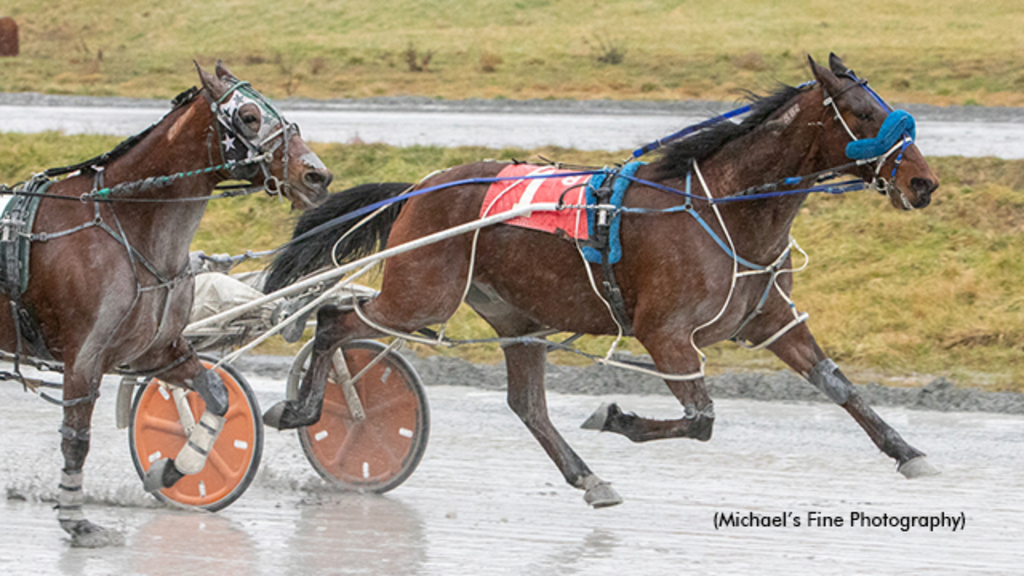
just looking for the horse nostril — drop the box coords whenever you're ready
[304,169,332,190]
[909,177,936,208]
[911,177,937,197]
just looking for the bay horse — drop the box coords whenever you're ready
[264,54,939,508]
[0,62,331,546]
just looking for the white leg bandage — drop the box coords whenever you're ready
[57,470,85,523]
[174,411,225,475]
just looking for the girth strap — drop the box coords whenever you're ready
[587,174,633,335]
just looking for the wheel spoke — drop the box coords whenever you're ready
[359,387,415,420]
[320,422,361,470]
[137,414,185,437]
[205,448,233,480]
[321,394,352,422]
[358,420,406,474]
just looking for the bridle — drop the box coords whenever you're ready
[821,72,917,208]
[209,79,298,198]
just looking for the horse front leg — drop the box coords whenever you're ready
[57,372,125,547]
[581,340,715,442]
[766,322,939,478]
[141,349,231,492]
[503,341,622,508]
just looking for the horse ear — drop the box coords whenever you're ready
[195,61,228,102]
[215,60,240,83]
[808,55,843,97]
[828,52,853,77]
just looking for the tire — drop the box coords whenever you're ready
[128,356,264,511]
[287,339,429,493]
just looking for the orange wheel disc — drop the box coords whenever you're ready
[128,357,263,511]
[291,340,429,493]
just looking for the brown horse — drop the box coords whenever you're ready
[0,62,330,546]
[264,54,939,508]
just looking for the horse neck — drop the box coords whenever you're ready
[698,89,829,262]
[95,96,224,275]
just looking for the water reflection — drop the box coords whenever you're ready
[530,528,620,575]
[283,492,426,576]
[129,511,257,576]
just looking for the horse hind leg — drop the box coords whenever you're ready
[500,340,622,507]
[57,375,126,547]
[581,341,715,443]
[461,284,621,507]
[263,302,393,430]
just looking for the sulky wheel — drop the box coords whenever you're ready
[128,356,263,511]
[287,339,429,493]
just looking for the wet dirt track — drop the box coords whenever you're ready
[2,368,1022,575]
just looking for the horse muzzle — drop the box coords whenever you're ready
[884,175,937,211]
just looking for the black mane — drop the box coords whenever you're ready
[43,86,202,178]
[654,84,804,179]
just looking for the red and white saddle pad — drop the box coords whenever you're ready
[480,164,593,240]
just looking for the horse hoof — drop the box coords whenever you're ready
[262,401,289,430]
[143,458,184,492]
[584,481,623,509]
[263,400,319,430]
[580,403,613,430]
[62,519,126,548]
[898,456,940,479]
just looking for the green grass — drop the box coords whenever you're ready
[1,0,1023,105]
[3,132,1024,391]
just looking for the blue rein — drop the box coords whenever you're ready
[630,80,818,159]
[630,105,752,159]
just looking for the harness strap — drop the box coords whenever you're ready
[588,175,633,335]
[117,347,194,380]
[43,384,100,408]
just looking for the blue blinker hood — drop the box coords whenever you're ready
[845,109,916,161]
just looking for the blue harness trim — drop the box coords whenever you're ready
[581,162,644,265]
[616,171,771,272]
[845,109,916,161]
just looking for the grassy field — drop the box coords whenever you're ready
[1,1,1023,106]
[2,132,1023,391]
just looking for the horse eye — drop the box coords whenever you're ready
[242,113,260,127]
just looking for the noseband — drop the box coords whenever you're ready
[210,81,297,198]
[821,74,916,204]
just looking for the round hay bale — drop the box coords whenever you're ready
[0,17,19,57]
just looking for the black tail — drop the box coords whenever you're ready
[262,182,411,293]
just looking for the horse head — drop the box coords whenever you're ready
[809,53,938,210]
[196,61,331,210]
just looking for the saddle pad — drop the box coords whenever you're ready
[480,164,593,240]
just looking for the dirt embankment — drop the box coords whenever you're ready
[235,353,1024,415]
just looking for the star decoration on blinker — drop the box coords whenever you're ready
[218,92,249,153]
[219,92,245,118]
